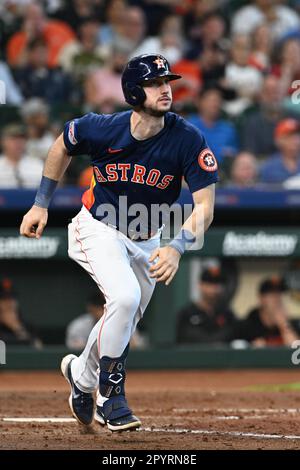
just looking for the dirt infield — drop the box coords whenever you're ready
[1,369,300,450]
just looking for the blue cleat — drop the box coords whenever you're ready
[95,397,141,432]
[60,354,94,425]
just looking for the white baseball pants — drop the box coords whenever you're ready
[67,205,160,392]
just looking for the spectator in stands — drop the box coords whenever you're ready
[84,41,129,111]
[185,10,228,61]
[54,0,104,32]
[58,18,110,81]
[260,118,300,184]
[183,0,222,51]
[172,12,228,109]
[233,277,298,347]
[224,34,263,116]
[0,61,23,105]
[21,98,55,162]
[97,0,127,46]
[232,0,300,41]
[129,0,176,37]
[240,75,284,158]
[0,0,27,50]
[131,14,184,65]
[170,13,228,106]
[228,151,258,188]
[176,266,236,344]
[0,123,43,188]
[272,38,300,98]
[199,41,228,88]
[0,278,42,347]
[6,1,76,68]
[112,6,146,56]
[66,291,106,350]
[14,37,74,104]
[248,23,273,73]
[187,86,239,163]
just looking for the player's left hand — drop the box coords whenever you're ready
[149,246,181,286]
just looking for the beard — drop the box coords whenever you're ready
[141,103,170,117]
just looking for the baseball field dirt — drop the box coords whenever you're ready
[1,369,300,450]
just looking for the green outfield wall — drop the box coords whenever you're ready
[1,346,299,370]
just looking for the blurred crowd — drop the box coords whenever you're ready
[176,267,300,348]
[1,0,300,188]
[1,269,299,349]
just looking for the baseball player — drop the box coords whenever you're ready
[20,54,218,432]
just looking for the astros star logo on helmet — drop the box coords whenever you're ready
[153,57,165,69]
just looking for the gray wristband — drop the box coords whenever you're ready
[169,229,196,255]
[34,176,58,209]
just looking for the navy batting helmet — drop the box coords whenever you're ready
[121,54,181,106]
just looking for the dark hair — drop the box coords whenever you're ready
[199,84,223,99]
[199,81,237,101]
[259,277,288,295]
[199,10,228,33]
[200,266,226,284]
[78,17,100,37]
[27,37,47,51]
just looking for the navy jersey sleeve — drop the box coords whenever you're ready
[182,127,218,193]
[63,112,104,156]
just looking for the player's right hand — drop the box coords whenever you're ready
[20,205,48,239]
[149,246,181,286]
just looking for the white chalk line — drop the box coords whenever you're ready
[140,427,300,441]
[2,408,299,423]
[1,417,300,441]
[173,408,300,414]
[1,414,288,423]
[216,415,268,420]
[128,408,300,415]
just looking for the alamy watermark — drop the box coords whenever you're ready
[0,340,6,365]
[95,196,206,250]
[291,340,300,365]
[0,81,6,104]
[291,80,300,104]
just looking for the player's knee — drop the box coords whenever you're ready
[114,285,141,315]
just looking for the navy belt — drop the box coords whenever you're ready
[104,222,158,242]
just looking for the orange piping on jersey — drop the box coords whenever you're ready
[82,174,96,210]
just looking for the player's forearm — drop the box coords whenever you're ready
[169,191,214,255]
[34,133,71,209]
[43,133,71,181]
[182,201,214,236]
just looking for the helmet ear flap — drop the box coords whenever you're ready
[125,83,146,106]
